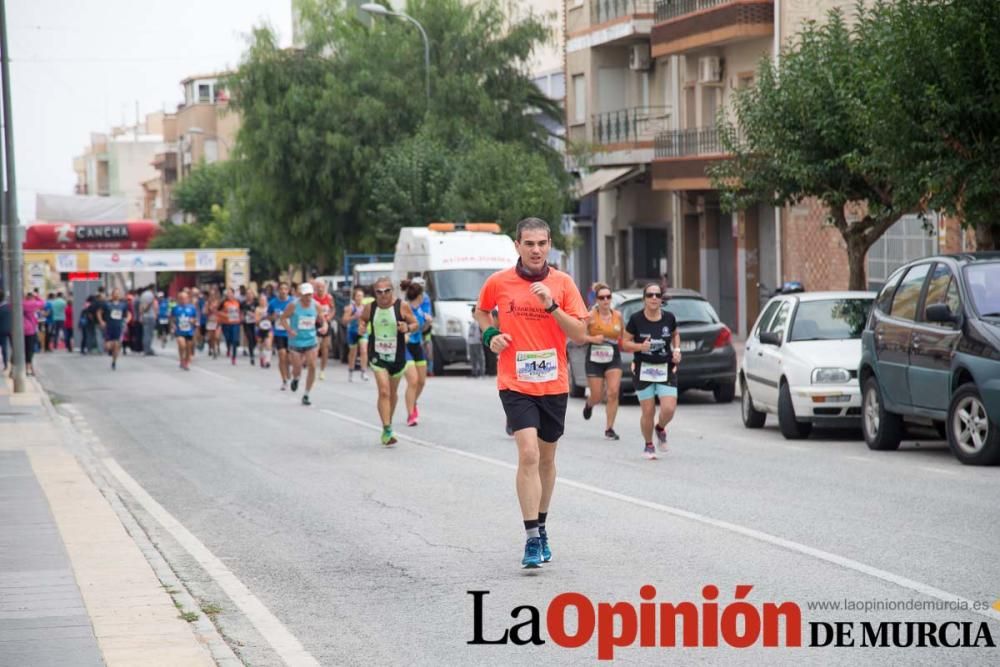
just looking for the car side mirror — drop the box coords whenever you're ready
[759,331,782,346]
[926,303,959,325]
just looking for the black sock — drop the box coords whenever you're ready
[523,519,540,539]
[538,512,548,537]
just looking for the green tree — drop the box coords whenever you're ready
[367,129,455,247]
[366,130,567,247]
[442,138,565,241]
[173,161,233,224]
[151,162,235,252]
[148,220,208,250]
[711,10,915,290]
[858,0,1000,249]
[231,0,569,266]
[227,29,345,271]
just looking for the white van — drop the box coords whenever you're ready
[352,262,394,291]
[314,275,350,294]
[393,223,517,374]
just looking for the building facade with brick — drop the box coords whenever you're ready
[565,0,963,337]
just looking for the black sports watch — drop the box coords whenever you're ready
[545,302,559,314]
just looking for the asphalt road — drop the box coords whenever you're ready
[36,346,1000,666]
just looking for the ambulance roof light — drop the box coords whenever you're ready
[427,221,500,233]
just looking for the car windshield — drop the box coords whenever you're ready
[428,269,498,301]
[789,299,873,341]
[619,297,719,325]
[964,263,1000,317]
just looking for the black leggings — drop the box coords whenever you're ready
[24,334,37,365]
[243,323,256,357]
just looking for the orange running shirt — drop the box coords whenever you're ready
[477,266,588,396]
[313,293,334,320]
[222,299,241,325]
[588,309,623,341]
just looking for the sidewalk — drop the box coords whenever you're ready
[0,376,216,666]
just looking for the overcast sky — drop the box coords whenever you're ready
[7,0,293,224]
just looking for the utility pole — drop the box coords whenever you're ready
[1,0,26,392]
[1,96,8,295]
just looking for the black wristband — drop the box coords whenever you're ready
[545,302,559,314]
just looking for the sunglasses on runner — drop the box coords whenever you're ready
[375,288,392,295]
[597,294,612,300]
[644,292,662,299]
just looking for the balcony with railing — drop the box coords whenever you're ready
[568,0,656,53]
[585,107,671,167]
[654,126,725,157]
[652,126,731,190]
[594,107,671,145]
[592,0,655,24]
[651,0,774,58]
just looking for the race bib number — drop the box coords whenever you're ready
[227,307,239,320]
[589,344,614,364]
[274,319,286,331]
[245,312,256,324]
[516,349,558,383]
[298,316,316,330]
[178,316,192,331]
[320,304,331,316]
[374,338,397,361]
[158,317,168,325]
[110,310,123,321]
[259,320,272,331]
[206,320,218,331]
[639,363,670,383]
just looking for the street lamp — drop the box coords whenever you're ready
[360,2,431,106]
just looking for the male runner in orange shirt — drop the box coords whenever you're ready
[476,218,588,568]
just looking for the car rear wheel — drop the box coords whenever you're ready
[431,338,445,376]
[713,381,736,404]
[947,383,1000,465]
[862,377,902,451]
[777,381,812,440]
[741,376,766,429]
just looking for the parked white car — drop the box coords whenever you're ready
[740,291,875,439]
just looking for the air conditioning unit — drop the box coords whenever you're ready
[698,56,723,83]
[629,43,651,71]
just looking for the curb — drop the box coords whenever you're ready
[32,375,242,666]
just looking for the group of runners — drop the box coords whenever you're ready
[155,276,436,423]
[69,216,683,569]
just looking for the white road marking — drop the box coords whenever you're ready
[320,408,1000,624]
[920,466,959,476]
[102,459,320,667]
[783,444,807,452]
[190,365,234,382]
[845,455,872,463]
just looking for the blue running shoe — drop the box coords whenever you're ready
[540,533,551,563]
[522,537,542,568]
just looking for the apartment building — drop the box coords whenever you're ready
[176,73,237,176]
[141,73,238,222]
[565,0,965,336]
[73,113,167,220]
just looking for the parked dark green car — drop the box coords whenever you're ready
[859,253,1000,465]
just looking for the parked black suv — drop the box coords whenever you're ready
[859,253,1000,465]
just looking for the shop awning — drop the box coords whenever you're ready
[576,166,639,197]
